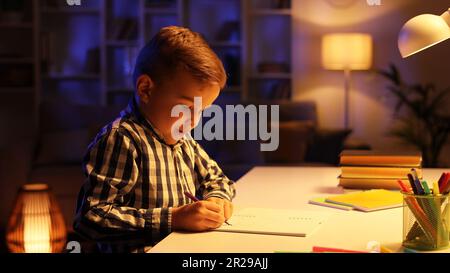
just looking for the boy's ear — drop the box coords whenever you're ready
[136,74,155,104]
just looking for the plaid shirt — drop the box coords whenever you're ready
[73,98,236,253]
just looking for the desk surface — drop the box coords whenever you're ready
[150,167,450,253]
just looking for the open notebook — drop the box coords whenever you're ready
[215,208,329,237]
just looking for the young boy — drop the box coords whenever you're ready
[73,26,236,253]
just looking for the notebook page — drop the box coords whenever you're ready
[215,208,329,237]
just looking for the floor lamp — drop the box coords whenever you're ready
[398,8,450,58]
[322,33,373,129]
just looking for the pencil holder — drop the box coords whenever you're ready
[402,192,450,251]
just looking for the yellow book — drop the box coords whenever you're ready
[340,166,422,179]
[309,197,353,211]
[339,150,422,167]
[325,189,403,212]
[338,177,410,190]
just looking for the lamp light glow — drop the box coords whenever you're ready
[321,33,373,129]
[6,184,67,253]
[322,33,373,70]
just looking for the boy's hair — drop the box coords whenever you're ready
[133,26,227,89]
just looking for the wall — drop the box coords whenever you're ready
[292,0,450,166]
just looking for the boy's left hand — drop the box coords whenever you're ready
[206,197,233,220]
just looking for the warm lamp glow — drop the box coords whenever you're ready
[321,33,373,129]
[322,33,373,70]
[6,184,67,253]
[398,8,450,58]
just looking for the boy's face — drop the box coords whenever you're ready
[137,69,220,145]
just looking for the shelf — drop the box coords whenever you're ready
[41,7,100,14]
[0,87,34,93]
[145,8,178,15]
[250,73,292,80]
[0,58,34,64]
[251,9,292,16]
[0,22,33,29]
[106,40,139,47]
[209,41,242,48]
[44,74,100,80]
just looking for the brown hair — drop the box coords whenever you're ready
[133,26,227,89]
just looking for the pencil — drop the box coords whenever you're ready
[184,191,232,226]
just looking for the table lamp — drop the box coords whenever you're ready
[6,184,67,253]
[322,33,373,129]
[398,8,450,58]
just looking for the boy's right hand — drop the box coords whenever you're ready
[172,201,225,231]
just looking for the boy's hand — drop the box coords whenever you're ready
[206,197,234,221]
[172,201,225,231]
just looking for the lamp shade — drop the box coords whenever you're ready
[398,9,450,58]
[6,184,67,253]
[322,33,373,70]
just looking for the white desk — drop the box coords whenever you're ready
[150,167,450,253]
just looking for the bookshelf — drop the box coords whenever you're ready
[38,0,102,105]
[4,0,293,110]
[0,0,40,139]
[243,0,292,102]
[181,0,244,104]
[41,7,101,14]
[0,0,38,100]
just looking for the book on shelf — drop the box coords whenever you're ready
[271,81,291,100]
[257,62,290,74]
[40,31,55,74]
[223,54,240,86]
[340,166,422,179]
[146,0,176,9]
[271,0,291,9]
[340,150,422,167]
[84,47,100,74]
[215,21,240,42]
[110,18,138,41]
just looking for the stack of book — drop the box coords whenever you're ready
[338,150,422,190]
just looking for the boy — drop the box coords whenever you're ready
[73,26,236,253]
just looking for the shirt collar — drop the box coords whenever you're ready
[123,97,187,148]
